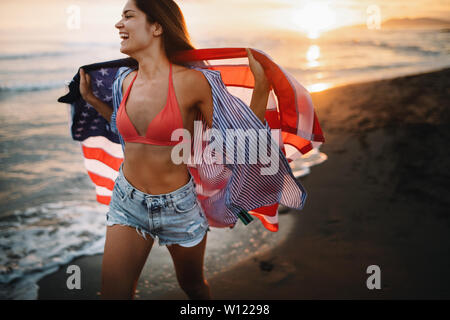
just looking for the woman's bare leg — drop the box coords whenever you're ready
[166,232,211,300]
[101,225,154,299]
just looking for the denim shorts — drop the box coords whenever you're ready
[106,163,210,247]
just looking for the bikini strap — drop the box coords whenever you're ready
[123,71,138,100]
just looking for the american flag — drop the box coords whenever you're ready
[58,47,324,232]
[61,64,125,205]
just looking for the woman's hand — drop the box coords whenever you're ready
[246,48,271,91]
[78,68,114,123]
[79,68,95,102]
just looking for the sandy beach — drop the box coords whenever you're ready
[38,67,450,300]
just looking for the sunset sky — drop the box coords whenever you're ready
[181,0,450,34]
[1,0,449,41]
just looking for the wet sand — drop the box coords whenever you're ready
[38,67,450,299]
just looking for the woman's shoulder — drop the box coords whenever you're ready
[177,64,217,89]
[175,64,203,82]
[115,67,137,96]
[179,65,222,92]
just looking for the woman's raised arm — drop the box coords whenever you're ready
[246,48,271,124]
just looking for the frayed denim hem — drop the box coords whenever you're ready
[161,225,211,247]
[105,221,211,248]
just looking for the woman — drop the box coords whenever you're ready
[78,0,270,300]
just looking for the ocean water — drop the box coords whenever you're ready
[1,22,449,299]
[1,26,449,93]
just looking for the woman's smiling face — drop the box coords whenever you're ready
[114,0,162,55]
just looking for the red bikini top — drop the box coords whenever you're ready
[116,63,184,146]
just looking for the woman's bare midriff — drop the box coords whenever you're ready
[118,64,202,195]
[121,143,191,195]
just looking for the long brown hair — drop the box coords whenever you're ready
[134,0,208,67]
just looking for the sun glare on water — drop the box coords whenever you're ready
[306,45,320,67]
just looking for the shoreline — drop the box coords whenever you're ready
[38,66,450,299]
[302,65,450,94]
[1,65,448,99]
